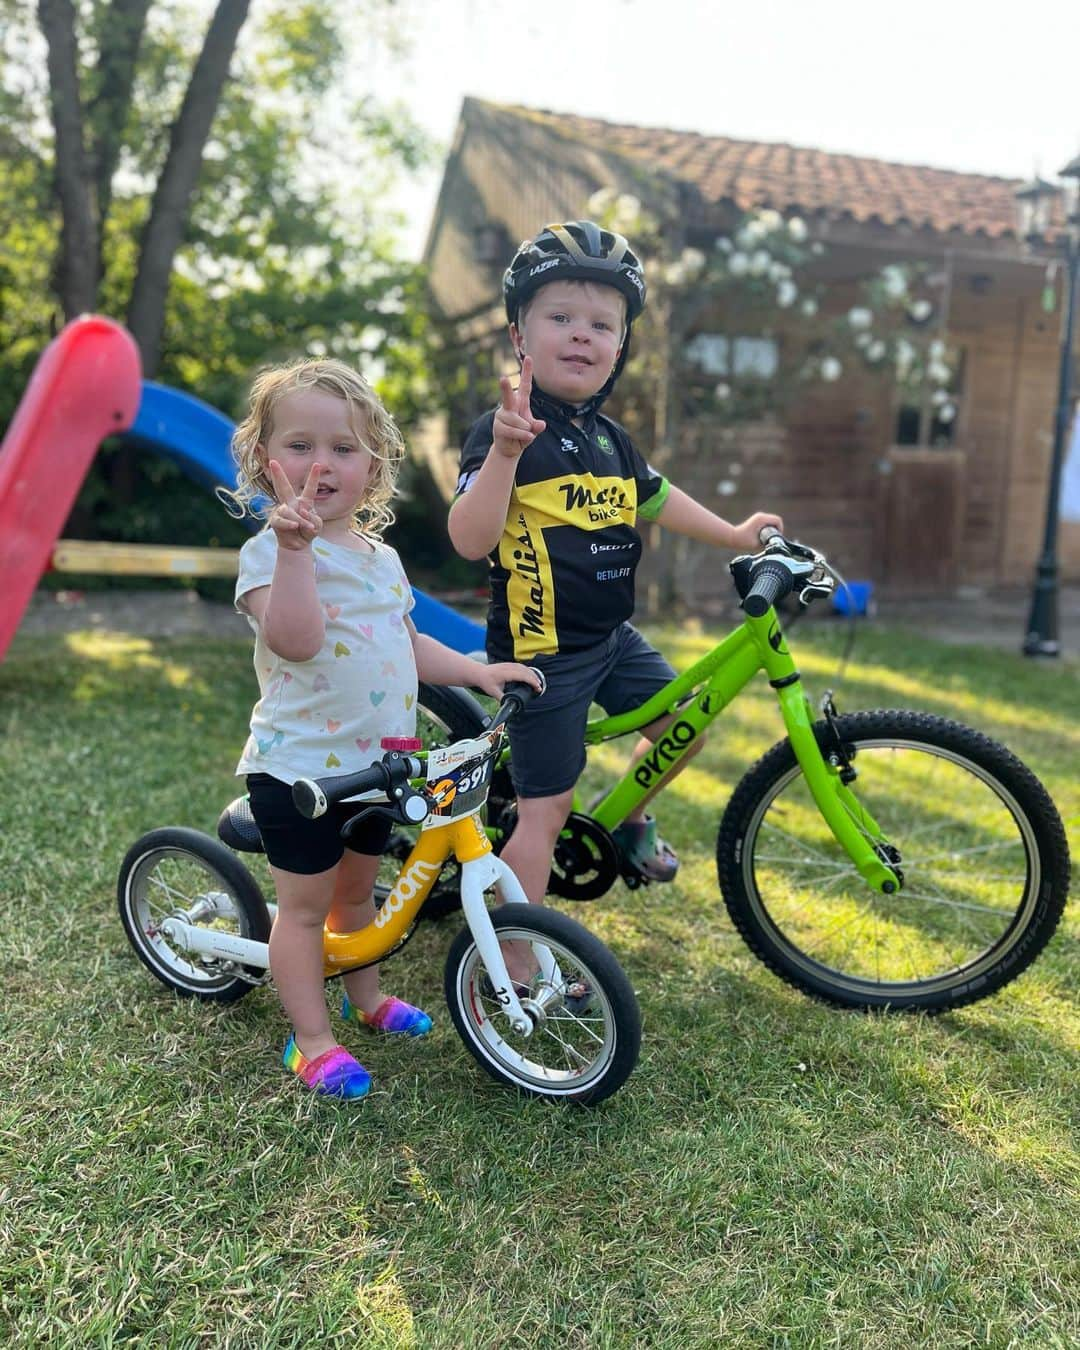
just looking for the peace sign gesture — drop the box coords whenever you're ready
[492,356,546,460]
[267,459,323,551]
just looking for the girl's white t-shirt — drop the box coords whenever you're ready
[234,530,418,784]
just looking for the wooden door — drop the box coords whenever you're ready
[880,447,967,590]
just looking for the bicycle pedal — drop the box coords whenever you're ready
[620,867,649,890]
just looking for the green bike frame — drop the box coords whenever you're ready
[575,610,901,895]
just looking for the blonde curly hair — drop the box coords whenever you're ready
[224,358,406,537]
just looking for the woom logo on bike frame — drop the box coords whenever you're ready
[375,857,443,928]
[633,718,698,789]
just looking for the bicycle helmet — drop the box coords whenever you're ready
[503,220,647,420]
[502,220,647,325]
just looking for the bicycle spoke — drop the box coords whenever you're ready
[548,1008,606,1048]
[892,889,1010,917]
[760,820,837,865]
[730,720,1055,1001]
[538,1022,592,1066]
[907,840,1027,866]
[754,855,855,868]
[148,872,195,910]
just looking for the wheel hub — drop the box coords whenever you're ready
[874,840,905,889]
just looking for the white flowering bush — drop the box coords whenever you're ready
[586,192,960,432]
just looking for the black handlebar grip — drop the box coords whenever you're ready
[291,778,328,820]
[503,681,536,710]
[742,560,794,617]
[291,764,389,819]
[505,669,546,709]
[488,670,546,731]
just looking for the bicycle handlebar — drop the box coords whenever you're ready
[487,667,546,731]
[742,560,796,617]
[731,529,833,617]
[292,752,421,821]
[291,668,546,821]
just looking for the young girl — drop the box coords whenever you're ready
[229,359,538,1100]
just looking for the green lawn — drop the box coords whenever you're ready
[1,621,1077,1347]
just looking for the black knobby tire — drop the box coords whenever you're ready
[717,710,1070,1012]
[444,903,641,1104]
[118,827,271,1003]
[377,683,514,921]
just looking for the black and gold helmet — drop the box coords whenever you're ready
[502,220,647,325]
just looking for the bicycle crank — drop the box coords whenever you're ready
[549,814,620,901]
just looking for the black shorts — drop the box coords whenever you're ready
[246,773,393,875]
[508,623,677,798]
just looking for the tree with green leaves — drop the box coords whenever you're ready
[0,1,442,576]
[2,1,432,391]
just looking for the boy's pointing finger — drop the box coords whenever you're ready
[517,356,533,410]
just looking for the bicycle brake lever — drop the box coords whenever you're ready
[340,786,430,843]
[762,532,818,563]
[797,566,836,607]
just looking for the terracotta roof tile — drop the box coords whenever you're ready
[499,103,1039,240]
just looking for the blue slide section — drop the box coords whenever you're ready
[126,381,487,654]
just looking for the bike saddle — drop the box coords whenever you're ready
[217,796,265,854]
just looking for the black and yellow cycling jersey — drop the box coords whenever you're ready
[457,406,670,662]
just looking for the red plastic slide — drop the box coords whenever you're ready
[0,315,142,660]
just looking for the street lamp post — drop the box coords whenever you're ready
[1016,157,1080,657]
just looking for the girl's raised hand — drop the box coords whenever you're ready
[471,661,545,699]
[267,459,323,550]
[492,356,545,460]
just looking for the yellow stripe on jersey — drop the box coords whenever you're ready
[499,503,557,660]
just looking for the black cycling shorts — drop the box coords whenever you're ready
[246,773,393,875]
[507,622,677,798]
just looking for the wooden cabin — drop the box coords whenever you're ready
[423,98,1080,603]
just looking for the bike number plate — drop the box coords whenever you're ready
[423,735,497,829]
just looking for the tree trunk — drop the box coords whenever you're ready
[87,0,153,235]
[126,0,252,376]
[38,0,98,317]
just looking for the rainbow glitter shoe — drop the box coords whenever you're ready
[342,994,432,1037]
[612,815,679,882]
[282,1035,371,1099]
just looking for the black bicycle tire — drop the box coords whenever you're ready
[118,827,271,1002]
[443,903,641,1104]
[717,710,1071,1012]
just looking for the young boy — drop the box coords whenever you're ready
[448,220,782,932]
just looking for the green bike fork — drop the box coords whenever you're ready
[748,611,900,895]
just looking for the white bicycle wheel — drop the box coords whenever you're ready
[444,903,640,1105]
[118,827,270,1002]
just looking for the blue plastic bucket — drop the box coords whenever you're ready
[832,580,874,616]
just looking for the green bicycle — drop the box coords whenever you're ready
[399,530,1071,1014]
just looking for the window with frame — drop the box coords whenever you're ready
[684,333,780,379]
[894,348,965,448]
